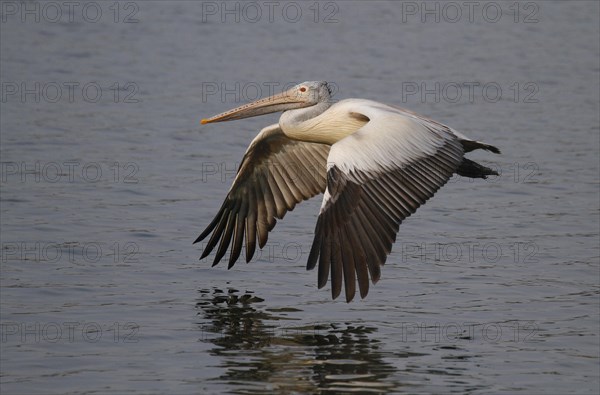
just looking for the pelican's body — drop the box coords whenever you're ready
[196,81,500,302]
[280,99,368,144]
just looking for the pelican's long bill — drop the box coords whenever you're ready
[201,87,309,124]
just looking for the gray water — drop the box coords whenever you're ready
[1,1,598,394]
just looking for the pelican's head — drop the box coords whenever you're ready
[201,81,332,124]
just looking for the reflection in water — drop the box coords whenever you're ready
[195,288,403,393]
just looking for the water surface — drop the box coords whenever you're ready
[1,1,599,394]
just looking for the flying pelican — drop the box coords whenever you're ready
[196,81,500,302]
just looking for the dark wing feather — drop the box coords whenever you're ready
[196,124,329,266]
[308,140,463,302]
[306,103,465,302]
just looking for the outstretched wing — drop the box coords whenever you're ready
[306,100,465,302]
[196,124,330,267]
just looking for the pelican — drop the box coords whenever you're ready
[196,81,500,302]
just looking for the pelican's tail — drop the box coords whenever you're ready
[456,158,498,179]
[460,139,501,154]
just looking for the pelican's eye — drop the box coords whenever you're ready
[299,87,306,92]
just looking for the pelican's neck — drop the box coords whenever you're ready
[280,101,331,129]
[280,101,338,144]
[279,100,367,145]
